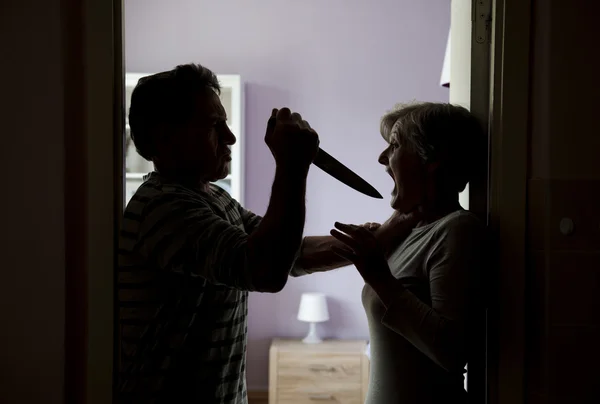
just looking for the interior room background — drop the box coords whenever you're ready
[124,0,451,390]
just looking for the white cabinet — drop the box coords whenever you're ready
[124,73,244,205]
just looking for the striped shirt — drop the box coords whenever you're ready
[117,172,266,404]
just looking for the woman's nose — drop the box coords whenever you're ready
[378,150,388,165]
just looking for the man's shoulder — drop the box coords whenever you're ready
[122,177,219,234]
[209,183,241,206]
[133,176,215,210]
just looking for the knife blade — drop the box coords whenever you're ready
[265,115,382,198]
[313,148,383,199]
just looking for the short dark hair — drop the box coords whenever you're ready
[128,63,221,161]
[380,102,486,193]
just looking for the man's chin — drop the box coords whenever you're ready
[209,165,229,181]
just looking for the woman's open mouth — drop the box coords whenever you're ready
[387,168,398,196]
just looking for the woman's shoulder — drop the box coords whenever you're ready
[436,209,482,227]
[429,210,486,242]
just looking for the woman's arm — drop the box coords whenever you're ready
[369,214,486,373]
[292,212,418,276]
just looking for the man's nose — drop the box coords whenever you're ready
[222,126,236,145]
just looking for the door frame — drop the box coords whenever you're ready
[63,0,123,403]
[64,0,532,402]
[486,0,531,403]
[463,0,492,399]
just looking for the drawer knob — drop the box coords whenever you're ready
[559,217,575,235]
[309,394,334,401]
[309,365,336,372]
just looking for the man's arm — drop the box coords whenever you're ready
[240,207,262,234]
[291,236,350,275]
[238,209,355,275]
[291,215,409,275]
[240,108,319,288]
[135,167,308,293]
[245,166,309,291]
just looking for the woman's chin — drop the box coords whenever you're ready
[390,195,401,210]
[391,196,413,213]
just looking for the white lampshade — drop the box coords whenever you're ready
[297,293,329,323]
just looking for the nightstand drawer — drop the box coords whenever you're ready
[277,352,362,386]
[269,339,369,404]
[277,390,362,404]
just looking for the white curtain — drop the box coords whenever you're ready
[440,29,451,87]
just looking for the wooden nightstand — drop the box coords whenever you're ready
[268,338,369,404]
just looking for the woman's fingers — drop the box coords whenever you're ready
[330,229,361,251]
[336,222,374,237]
[336,223,379,253]
[334,222,356,231]
[332,222,382,256]
[367,222,382,231]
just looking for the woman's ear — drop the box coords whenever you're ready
[426,160,441,174]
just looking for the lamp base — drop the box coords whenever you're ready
[302,322,323,344]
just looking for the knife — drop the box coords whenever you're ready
[313,148,383,199]
[266,115,383,199]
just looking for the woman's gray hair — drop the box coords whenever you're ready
[380,102,486,193]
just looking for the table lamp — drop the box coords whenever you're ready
[297,292,330,344]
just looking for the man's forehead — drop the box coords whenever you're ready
[196,90,226,119]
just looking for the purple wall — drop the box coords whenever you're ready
[125,0,449,389]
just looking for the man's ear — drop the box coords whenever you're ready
[152,124,172,153]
